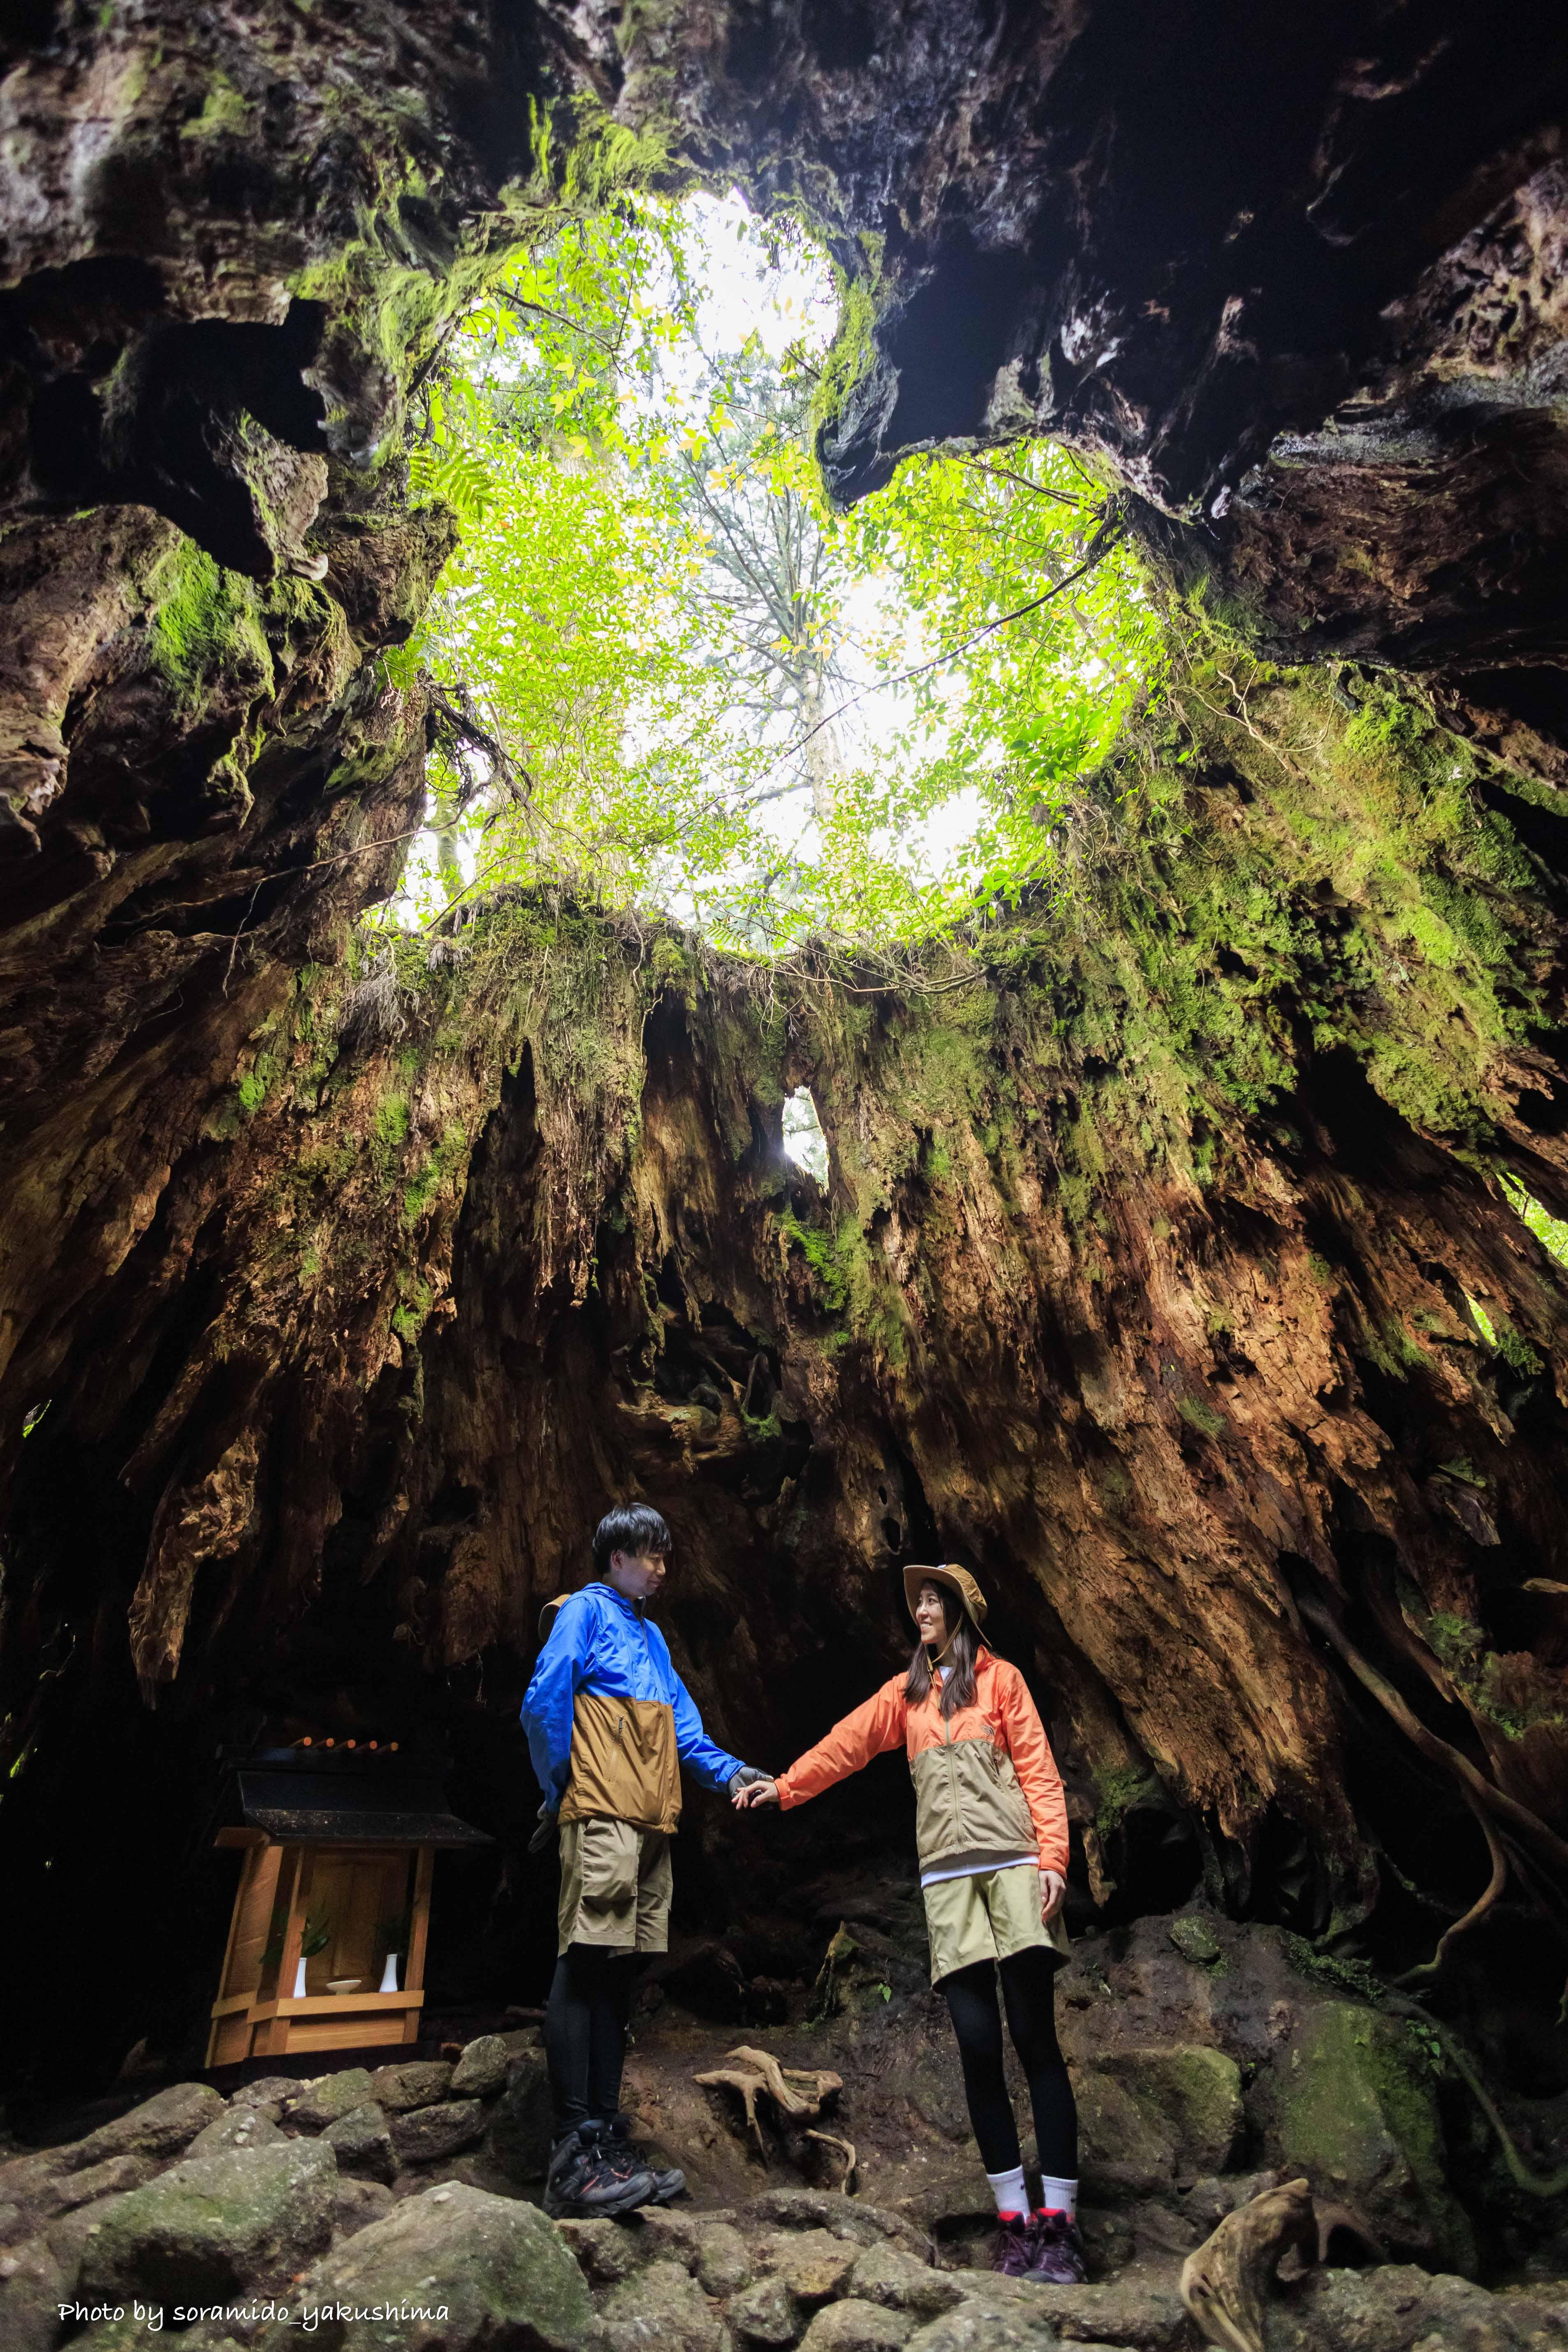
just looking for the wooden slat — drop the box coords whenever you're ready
[248,1990,424,2021]
[283,2012,422,2053]
[261,1847,312,2058]
[214,1826,268,1848]
[225,1842,284,2002]
[404,1846,434,1993]
[209,2014,254,2065]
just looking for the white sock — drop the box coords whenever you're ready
[986,2164,1028,2219]
[1038,2174,1078,2218]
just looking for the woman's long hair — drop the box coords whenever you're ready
[905,1587,980,1718]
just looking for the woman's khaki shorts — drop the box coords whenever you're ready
[922,1863,1071,1984]
[558,1817,673,1956]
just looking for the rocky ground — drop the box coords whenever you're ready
[2,1911,1566,2349]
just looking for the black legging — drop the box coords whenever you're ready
[544,1944,639,2133]
[941,1948,1077,2179]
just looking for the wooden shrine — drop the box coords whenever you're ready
[206,1739,491,2066]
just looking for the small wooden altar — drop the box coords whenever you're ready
[206,1741,491,2067]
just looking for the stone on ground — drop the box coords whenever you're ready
[693,2219,755,2296]
[0,2230,66,2352]
[903,2306,1061,2352]
[263,2181,588,2351]
[64,2083,227,2174]
[965,2273,1189,2348]
[558,2213,648,2287]
[189,2104,286,2156]
[598,2255,727,2352]
[748,2190,932,2262]
[730,2271,799,2347]
[845,2245,962,2319]
[75,2135,337,2308]
[288,2067,377,2130]
[798,2299,913,2351]
[392,2096,486,2165]
[371,2058,455,2112]
[450,2035,510,2098]
[1274,2003,1473,2272]
[769,2229,859,2304]
[482,2049,554,2183]
[1100,2045,1243,2176]
[1265,2261,1568,2351]
[323,2098,396,2183]
[330,2175,395,2239]
[1072,2067,1176,2199]
[232,2075,302,2116]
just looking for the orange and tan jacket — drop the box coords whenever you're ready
[774,1648,1070,1878]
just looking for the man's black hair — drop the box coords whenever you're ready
[593,1503,673,1575]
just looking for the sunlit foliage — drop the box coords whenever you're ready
[386,197,1164,951]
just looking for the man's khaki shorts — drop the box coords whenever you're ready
[558,1817,673,1956]
[922,1863,1071,1984]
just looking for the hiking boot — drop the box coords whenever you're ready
[542,2123,658,2219]
[991,2213,1035,2277]
[607,2113,686,2204]
[1028,2209,1087,2285]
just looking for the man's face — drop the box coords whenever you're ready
[606,1547,668,1602]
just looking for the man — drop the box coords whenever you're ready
[522,1502,765,2216]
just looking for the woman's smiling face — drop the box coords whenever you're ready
[915,1581,951,1647]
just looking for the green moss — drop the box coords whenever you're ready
[1278,2002,1474,2273]
[1166,1912,1225,1968]
[808,267,881,454]
[1177,1393,1225,1437]
[180,73,250,138]
[1495,1322,1543,1376]
[1094,1764,1159,1836]
[402,1120,470,1226]
[149,537,273,704]
[374,1092,411,1152]
[1283,1935,1387,2004]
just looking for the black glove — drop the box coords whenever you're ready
[528,1803,559,1855]
[729,1766,769,1789]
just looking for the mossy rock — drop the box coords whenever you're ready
[1275,2002,1474,2273]
[1101,2044,1244,2177]
[259,2180,590,2350]
[1070,2066,1175,2200]
[75,2137,338,2312]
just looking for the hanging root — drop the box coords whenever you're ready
[1179,2176,1316,2352]
[804,2129,857,2193]
[1295,1597,1568,1880]
[1381,1998,1568,2198]
[1397,1789,1508,1985]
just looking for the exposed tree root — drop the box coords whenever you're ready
[1396,1790,1508,1986]
[1179,2176,1317,2352]
[1381,1999,1568,2200]
[1296,1598,1568,1884]
[693,2047,843,2164]
[804,2129,857,2194]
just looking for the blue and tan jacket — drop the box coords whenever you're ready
[521,1582,746,1833]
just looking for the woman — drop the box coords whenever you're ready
[734,1564,1084,2283]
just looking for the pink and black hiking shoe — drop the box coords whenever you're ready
[1028,2208,1087,2284]
[991,2213,1035,2277]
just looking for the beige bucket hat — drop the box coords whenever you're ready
[903,1562,988,1635]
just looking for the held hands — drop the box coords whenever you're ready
[1040,1869,1066,1924]
[732,1775,780,1809]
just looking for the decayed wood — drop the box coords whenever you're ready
[694,2045,843,2161]
[804,2129,857,2193]
[1179,2176,1317,2352]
